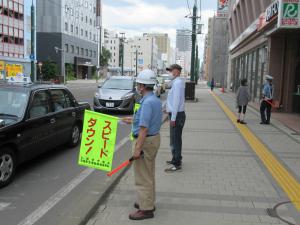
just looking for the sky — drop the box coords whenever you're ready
[102,0,217,61]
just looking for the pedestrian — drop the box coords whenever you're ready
[260,75,274,125]
[165,64,186,172]
[210,77,215,91]
[122,69,162,220]
[236,78,250,125]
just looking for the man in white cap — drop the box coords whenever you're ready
[260,75,274,125]
[122,69,162,220]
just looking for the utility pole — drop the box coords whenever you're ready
[190,0,197,83]
[120,33,125,76]
[135,49,138,76]
[31,0,36,82]
[195,45,199,84]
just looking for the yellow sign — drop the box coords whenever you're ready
[78,110,119,172]
[130,103,141,141]
[0,61,5,71]
[6,64,23,77]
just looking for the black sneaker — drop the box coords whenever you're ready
[237,119,240,123]
[165,165,182,173]
[166,160,174,165]
[240,121,247,124]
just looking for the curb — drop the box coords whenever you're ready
[78,165,131,225]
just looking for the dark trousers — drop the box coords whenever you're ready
[169,112,186,167]
[260,100,272,124]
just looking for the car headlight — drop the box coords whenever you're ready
[95,92,100,98]
[121,93,133,100]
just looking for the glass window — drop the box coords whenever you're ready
[71,24,73,33]
[76,26,78,34]
[81,48,84,55]
[76,47,79,54]
[50,89,68,112]
[29,91,51,119]
[0,89,28,119]
[81,29,83,36]
[65,44,68,52]
[65,22,68,31]
[71,45,74,53]
[85,49,88,56]
[89,50,92,57]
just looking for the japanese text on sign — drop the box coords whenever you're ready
[78,110,119,172]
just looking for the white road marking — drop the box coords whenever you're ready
[17,136,130,225]
[0,202,11,211]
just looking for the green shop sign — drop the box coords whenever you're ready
[278,0,300,28]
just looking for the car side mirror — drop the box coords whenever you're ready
[0,119,5,128]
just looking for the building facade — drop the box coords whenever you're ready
[36,0,101,79]
[0,0,36,79]
[228,0,300,113]
[176,29,192,52]
[103,29,120,68]
[123,36,158,76]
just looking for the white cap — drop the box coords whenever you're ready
[136,69,157,85]
[265,75,273,80]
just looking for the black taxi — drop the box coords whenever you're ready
[0,81,90,188]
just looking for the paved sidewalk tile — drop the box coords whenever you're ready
[86,84,299,225]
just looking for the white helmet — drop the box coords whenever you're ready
[136,69,157,85]
[265,75,273,80]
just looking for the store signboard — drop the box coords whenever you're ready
[5,64,23,77]
[217,0,229,17]
[278,0,300,28]
[266,0,279,22]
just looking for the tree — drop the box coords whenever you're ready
[100,47,112,67]
[40,60,59,80]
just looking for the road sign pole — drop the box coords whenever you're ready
[31,1,36,82]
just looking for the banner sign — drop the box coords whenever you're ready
[217,0,229,17]
[266,0,279,22]
[130,103,141,141]
[278,0,300,28]
[78,110,119,172]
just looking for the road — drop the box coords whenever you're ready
[0,82,167,225]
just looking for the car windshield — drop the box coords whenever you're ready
[102,79,133,90]
[0,88,29,119]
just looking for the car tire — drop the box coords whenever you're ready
[0,147,16,188]
[68,124,81,147]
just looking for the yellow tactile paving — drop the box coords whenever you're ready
[211,91,300,212]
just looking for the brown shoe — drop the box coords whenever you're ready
[134,203,156,212]
[129,210,154,220]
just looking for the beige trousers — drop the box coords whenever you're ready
[132,134,160,211]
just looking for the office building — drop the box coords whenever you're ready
[36,0,101,79]
[0,0,36,79]
[103,29,120,68]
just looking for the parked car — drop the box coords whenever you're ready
[94,76,138,113]
[0,82,90,188]
[160,74,173,89]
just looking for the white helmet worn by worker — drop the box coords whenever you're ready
[265,75,273,80]
[136,69,157,85]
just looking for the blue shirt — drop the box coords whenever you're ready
[132,92,162,137]
[262,83,274,100]
[167,77,185,121]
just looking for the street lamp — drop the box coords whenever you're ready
[54,46,66,85]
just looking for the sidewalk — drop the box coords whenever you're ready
[86,83,300,225]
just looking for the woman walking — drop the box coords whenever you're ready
[236,79,250,124]
[210,78,215,91]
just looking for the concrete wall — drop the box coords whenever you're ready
[208,17,229,87]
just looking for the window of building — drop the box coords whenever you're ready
[81,29,83,36]
[94,6,96,13]
[90,18,92,25]
[85,16,88,23]
[89,50,92,57]
[85,30,88,37]
[81,48,84,55]
[65,44,69,53]
[85,49,88,56]
[93,51,96,58]
[71,24,74,33]
[71,45,74,53]
[93,34,96,41]
[65,22,68,31]
[89,32,91,39]
[76,47,79,54]
[76,26,78,35]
